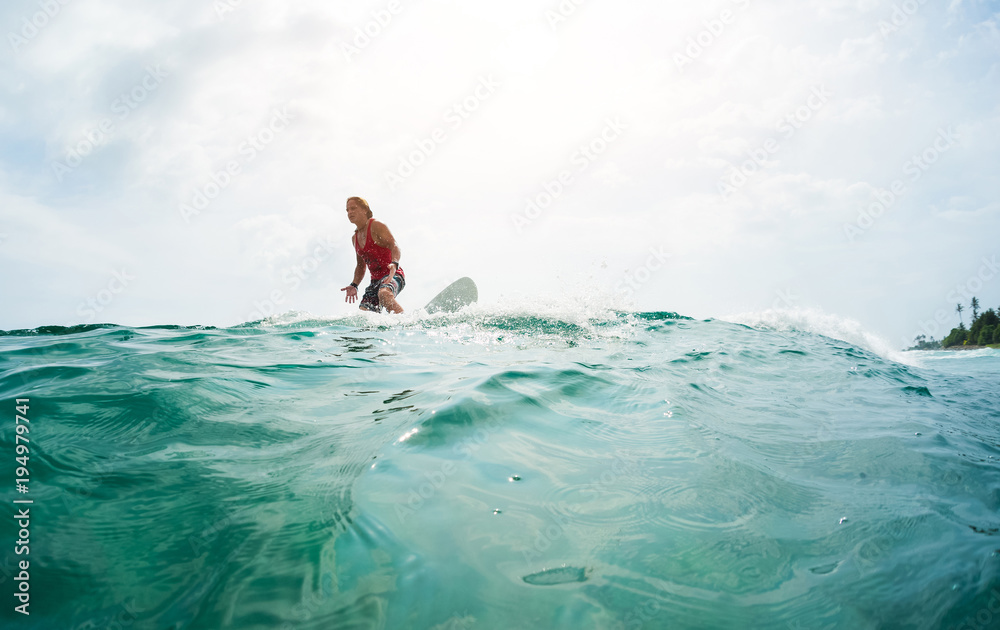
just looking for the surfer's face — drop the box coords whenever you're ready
[346,201,363,223]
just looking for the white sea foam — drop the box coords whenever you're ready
[249,280,633,328]
[720,307,914,365]
[254,301,916,367]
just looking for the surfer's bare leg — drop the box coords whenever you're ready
[378,287,404,314]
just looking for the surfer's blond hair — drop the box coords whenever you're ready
[347,196,372,219]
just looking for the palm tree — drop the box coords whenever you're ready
[971,297,980,323]
[956,303,964,325]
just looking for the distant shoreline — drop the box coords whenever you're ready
[908,344,999,352]
[906,304,999,351]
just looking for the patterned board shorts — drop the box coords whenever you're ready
[360,271,405,312]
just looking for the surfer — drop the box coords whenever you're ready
[341,197,405,314]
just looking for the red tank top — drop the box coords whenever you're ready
[354,218,404,282]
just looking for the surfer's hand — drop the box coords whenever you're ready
[342,285,358,303]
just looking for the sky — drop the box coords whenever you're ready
[0,0,998,348]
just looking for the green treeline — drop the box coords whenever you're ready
[909,297,1000,350]
[944,307,1000,347]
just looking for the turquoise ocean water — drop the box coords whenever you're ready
[1,307,998,630]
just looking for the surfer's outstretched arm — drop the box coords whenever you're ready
[341,252,365,303]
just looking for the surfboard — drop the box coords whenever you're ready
[424,277,478,314]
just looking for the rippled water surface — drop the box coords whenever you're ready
[1,310,998,630]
